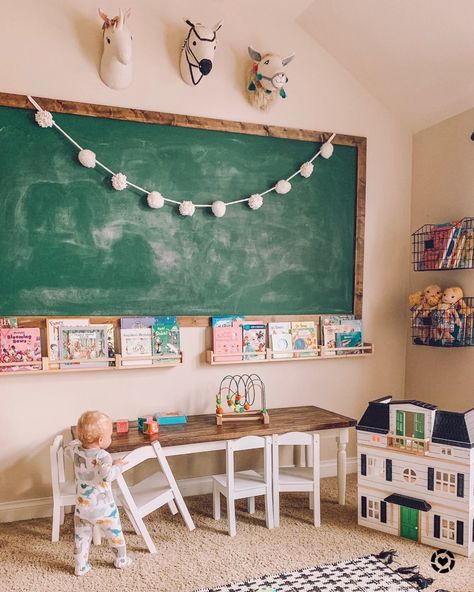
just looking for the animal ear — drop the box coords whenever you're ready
[248,46,262,62]
[98,8,109,23]
[282,53,295,66]
[213,20,223,32]
[124,8,132,21]
[185,19,195,28]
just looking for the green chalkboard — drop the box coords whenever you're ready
[0,95,365,317]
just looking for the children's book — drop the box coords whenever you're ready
[46,318,90,369]
[335,330,363,355]
[421,222,456,270]
[213,320,243,362]
[320,314,355,355]
[120,317,157,329]
[242,323,266,360]
[291,321,318,357]
[458,229,474,268]
[440,220,463,269]
[120,327,153,366]
[60,325,109,368]
[0,317,17,328]
[448,232,466,268]
[152,316,180,362]
[211,316,245,327]
[0,328,41,372]
[269,322,292,359]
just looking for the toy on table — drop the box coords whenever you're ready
[215,373,269,425]
[154,412,187,425]
[409,284,442,344]
[143,420,159,435]
[115,419,129,434]
[137,415,153,431]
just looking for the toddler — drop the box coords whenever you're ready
[68,410,131,576]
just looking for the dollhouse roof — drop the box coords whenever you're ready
[384,494,432,512]
[389,400,437,411]
[356,399,390,434]
[431,410,474,449]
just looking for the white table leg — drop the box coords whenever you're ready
[336,428,349,505]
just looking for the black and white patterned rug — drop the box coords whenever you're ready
[196,555,418,592]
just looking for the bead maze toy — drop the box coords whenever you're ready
[215,373,269,425]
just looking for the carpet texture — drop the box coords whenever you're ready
[0,475,472,592]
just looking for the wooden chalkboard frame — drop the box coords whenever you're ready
[0,92,366,327]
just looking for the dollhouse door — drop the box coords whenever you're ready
[400,506,419,541]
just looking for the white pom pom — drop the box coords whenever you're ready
[211,201,226,218]
[275,179,291,194]
[179,201,195,216]
[35,110,53,128]
[78,149,97,168]
[111,172,127,191]
[300,162,314,178]
[147,191,165,209]
[248,193,263,210]
[320,142,334,159]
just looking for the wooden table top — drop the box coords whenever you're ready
[71,406,357,454]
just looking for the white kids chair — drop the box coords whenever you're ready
[114,442,195,553]
[212,435,273,537]
[272,431,320,528]
[50,434,76,542]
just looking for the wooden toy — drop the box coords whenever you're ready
[143,420,159,435]
[357,396,474,557]
[116,419,129,433]
[215,374,269,425]
[138,415,153,431]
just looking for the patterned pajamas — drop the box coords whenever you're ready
[68,440,130,576]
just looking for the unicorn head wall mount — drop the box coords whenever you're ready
[180,19,223,86]
[98,8,133,90]
[247,46,295,111]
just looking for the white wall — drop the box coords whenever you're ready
[0,0,412,515]
[406,108,474,410]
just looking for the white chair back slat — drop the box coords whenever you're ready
[120,445,156,472]
[50,435,63,499]
[228,435,265,452]
[274,431,313,446]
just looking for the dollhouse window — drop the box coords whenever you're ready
[441,448,452,456]
[367,499,380,520]
[403,468,417,483]
[435,470,456,494]
[367,456,385,476]
[440,518,456,542]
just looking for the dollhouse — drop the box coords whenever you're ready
[356,396,474,556]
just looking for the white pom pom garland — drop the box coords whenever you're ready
[147,191,165,209]
[320,142,334,159]
[78,149,97,168]
[300,162,314,178]
[248,194,263,210]
[111,172,128,191]
[275,179,291,194]
[211,201,226,218]
[35,110,54,128]
[179,201,195,216]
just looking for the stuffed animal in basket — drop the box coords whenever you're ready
[431,286,467,344]
[409,284,442,344]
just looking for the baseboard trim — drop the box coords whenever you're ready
[0,457,356,523]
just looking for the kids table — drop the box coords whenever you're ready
[71,405,356,505]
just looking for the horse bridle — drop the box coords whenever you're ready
[184,22,216,86]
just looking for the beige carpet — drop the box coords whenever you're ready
[0,475,472,592]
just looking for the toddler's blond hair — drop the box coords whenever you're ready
[77,411,111,445]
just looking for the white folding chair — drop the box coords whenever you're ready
[50,435,76,542]
[212,435,273,537]
[272,431,320,528]
[115,442,195,553]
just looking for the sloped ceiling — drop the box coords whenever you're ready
[298,0,474,132]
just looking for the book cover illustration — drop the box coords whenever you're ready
[320,314,355,355]
[0,317,17,328]
[211,315,245,327]
[152,316,180,362]
[439,220,463,269]
[269,322,292,359]
[46,318,90,370]
[120,328,153,366]
[0,328,41,372]
[213,321,243,362]
[458,229,474,268]
[242,324,266,360]
[291,321,318,357]
[335,330,363,355]
[120,317,157,329]
[421,222,456,270]
[60,325,109,368]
